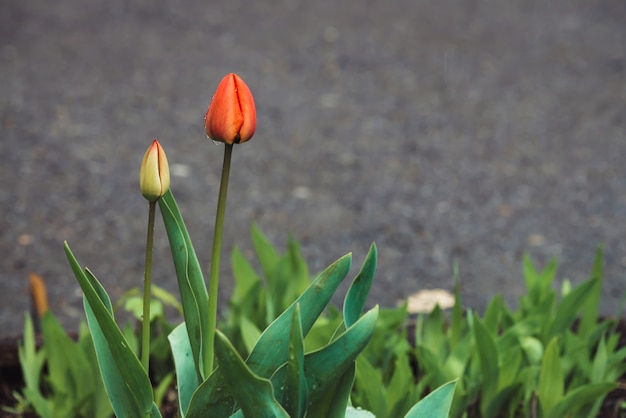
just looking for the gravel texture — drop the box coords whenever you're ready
[1,0,625,335]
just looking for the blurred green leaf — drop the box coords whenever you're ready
[404,380,456,418]
[579,246,603,337]
[251,223,281,281]
[538,337,563,417]
[354,355,386,417]
[550,382,616,417]
[42,312,95,417]
[547,277,598,341]
[472,316,499,417]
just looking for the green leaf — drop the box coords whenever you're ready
[78,334,114,418]
[549,382,616,417]
[19,313,46,396]
[168,323,199,417]
[151,284,183,315]
[420,305,446,358]
[186,253,352,417]
[251,223,281,280]
[214,331,289,418]
[537,337,563,417]
[64,242,156,418]
[124,296,163,322]
[450,269,464,347]
[239,315,263,356]
[303,306,378,408]
[282,304,307,418]
[344,243,377,328]
[158,189,209,380]
[41,312,95,417]
[308,363,356,418]
[404,380,457,418]
[18,313,50,418]
[231,246,262,305]
[472,316,499,415]
[579,246,603,337]
[354,355,386,417]
[547,277,598,341]
[273,236,310,310]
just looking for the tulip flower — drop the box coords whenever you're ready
[203,73,256,373]
[139,139,170,202]
[204,73,256,144]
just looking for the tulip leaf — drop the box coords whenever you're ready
[472,315,499,414]
[307,363,356,418]
[64,243,157,418]
[41,312,95,417]
[344,243,377,328]
[281,304,307,418]
[303,306,378,409]
[579,246,603,337]
[186,253,352,417]
[538,337,563,417]
[549,382,616,417]
[547,277,598,341]
[404,380,457,418]
[168,323,199,417]
[251,223,281,281]
[214,331,289,418]
[158,189,210,380]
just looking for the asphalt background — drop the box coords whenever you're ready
[1,0,625,335]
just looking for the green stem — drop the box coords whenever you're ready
[206,143,233,375]
[141,201,156,374]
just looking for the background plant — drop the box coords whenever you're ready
[414,247,626,418]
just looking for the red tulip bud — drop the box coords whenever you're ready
[204,73,256,144]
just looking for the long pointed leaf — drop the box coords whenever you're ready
[158,189,209,380]
[168,323,199,417]
[64,242,156,417]
[473,316,499,416]
[344,243,377,328]
[538,337,563,417]
[547,278,598,341]
[404,380,457,418]
[304,306,379,407]
[282,304,307,417]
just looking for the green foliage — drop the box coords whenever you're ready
[413,247,624,418]
[221,226,453,418]
[8,313,113,418]
[63,188,454,418]
[222,225,310,356]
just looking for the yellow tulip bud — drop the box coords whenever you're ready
[139,139,170,202]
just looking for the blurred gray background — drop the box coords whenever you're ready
[1,0,625,335]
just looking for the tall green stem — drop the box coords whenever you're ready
[141,201,156,373]
[206,143,233,375]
